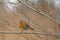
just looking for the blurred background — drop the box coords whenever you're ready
[0,0,60,40]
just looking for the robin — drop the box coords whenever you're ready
[19,21,34,30]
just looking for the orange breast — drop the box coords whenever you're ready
[19,21,25,28]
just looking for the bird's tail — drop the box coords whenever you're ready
[29,27,34,30]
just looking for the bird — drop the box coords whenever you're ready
[19,21,34,30]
